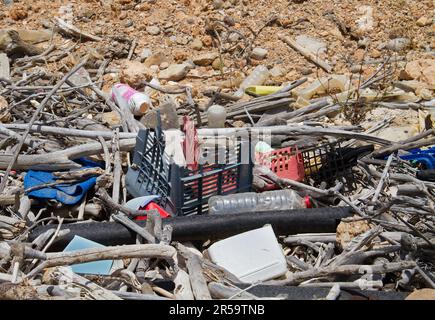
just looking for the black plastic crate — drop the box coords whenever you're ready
[170,136,253,216]
[301,141,357,193]
[125,127,171,209]
[126,129,253,216]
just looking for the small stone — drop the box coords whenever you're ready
[120,60,153,86]
[212,0,223,9]
[168,35,177,43]
[416,16,432,27]
[119,11,127,20]
[176,35,190,45]
[191,38,203,51]
[350,65,363,74]
[144,52,168,67]
[370,49,382,58]
[202,35,213,47]
[381,38,411,52]
[212,58,224,70]
[269,65,284,78]
[77,8,95,20]
[146,26,161,35]
[400,59,435,85]
[223,15,236,26]
[233,120,245,127]
[228,32,240,42]
[193,52,219,66]
[184,59,196,70]
[159,62,169,70]
[250,47,268,60]
[186,16,195,24]
[300,67,312,75]
[357,38,369,48]
[137,3,151,11]
[124,19,133,28]
[158,64,190,81]
[9,5,28,21]
[173,49,189,62]
[418,88,432,100]
[94,27,103,35]
[140,48,152,62]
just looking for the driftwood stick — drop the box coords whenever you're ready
[372,153,394,203]
[256,99,329,126]
[288,104,342,123]
[363,163,435,187]
[26,244,177,279]
[111,129,121,204]
[400,129,434,144]
[1,123,136,139]
[54,18,103,42]
[17,196,31,220]
[111,213,156,244]
[53,167,104,180]
[286,255,312,271]
[227,98,295,118]
[268,261,416,286]
[372,136,435,159]
[97,135,111,174]
[127,39,137,60]
[0,53,10,80]
[278,34,332,73]
[95,188,152,217]
[324,284,340,300]
[177,243,211,300]
[174,269,194,300]
[0,138,136,171]
[301,280,383,289]
[285,233,337,245]
[185,254,212,300]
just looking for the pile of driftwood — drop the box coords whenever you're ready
[0,22,434,300]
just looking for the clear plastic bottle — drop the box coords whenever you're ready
[207,104,227,128]
[208,189,310,215]
[234,65,270,98]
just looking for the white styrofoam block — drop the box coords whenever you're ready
[207,225,287,283]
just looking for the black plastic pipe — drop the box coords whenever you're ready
[29,207,353,251]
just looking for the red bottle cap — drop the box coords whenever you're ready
[304,196,312,208]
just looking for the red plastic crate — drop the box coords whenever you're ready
[258,146,305,182]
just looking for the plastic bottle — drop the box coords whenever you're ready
[207,104,227,128]
[208,189,310,215]
[111,83,152,116]
[234,65,270,98]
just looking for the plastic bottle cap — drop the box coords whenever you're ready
[304,196,312,208]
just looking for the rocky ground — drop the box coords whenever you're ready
[1,0,433,98]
